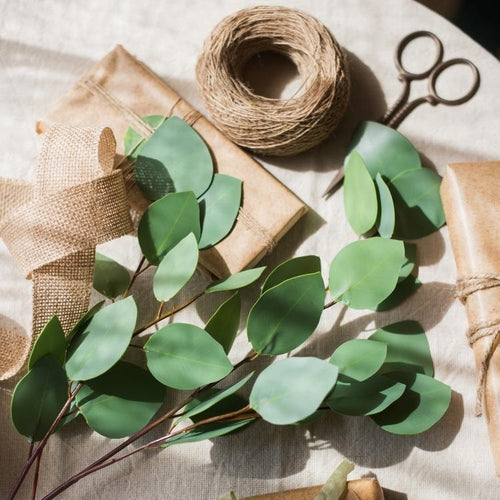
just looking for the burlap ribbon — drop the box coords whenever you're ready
[0,126,133,380]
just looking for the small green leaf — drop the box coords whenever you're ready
[153,233,199,302]
[347,121,421,180]
[124,115,165,157]
[205,292,241,354]
[198,174,242,249]
[205,266,266,293]
[375,173,395,238]
[29,316,65,369]
[135,116,214,200]
[93,253,131,299]
[11,355,68,441]
[66,301,105,346]
[329,238,406,310]
[329,339,387,381]
[324,373,406,416]
[138,191,201,266]
[65,297,137,381]
[247,272,325,355]
[249,357,338,425]
[369,320,433,376]
[344,151,378,235]
[375,274,421,311]
[144,323,233,390]
[261,255,321,293]
[399,243,417,280]
[219,492,239,500]
[315,459,354,500]
[371,372,451,435]
[76,361,165,439]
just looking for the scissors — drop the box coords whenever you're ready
[323,30,480,198]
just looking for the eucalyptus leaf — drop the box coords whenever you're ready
[400,243,417,280]
[329,237,406,310]
[344,151,378,235]
[76,361,165,439]
[66,301,105,346]
[144,323,233,390]
[369,320,433,376]
[153,233,199,302]
[198,174,242,249]
[315,459,354,500]
[138,191,201,266]
[123,115,165,157]
[324,373,406,416]
[347,121,421,180]
[219,493,239,500]
[375,274,421,311]
[135,116,213,200]
[249,357,338,425]
[11,355,68,441]
[375,173,395,238]
[261,255,321,293]
[329,339,387,381]
[205,292,241,354]
[205,266,266,294]
[28,316,65,369]
[93,253,131,299]
[371,371,451,434]
[65,297,137,381]
[247,272,325,355]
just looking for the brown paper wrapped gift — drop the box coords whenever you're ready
[37,45,307,278]
[441,161,500,474]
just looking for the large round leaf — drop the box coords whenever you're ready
[205,266,266,293]
[247,272,325,355]
[198,174,242,249]
[261,255,321,293]
[205,292,241,354]
[329,238,406,310]
[347,121,421,180]
[66,301,104,346]
[344,151,378,235]
[249,357,338,425]
[371,372,451,435]
[11,355,68,441]
[153,233,199,302]
[375,274,421,311]
[28,316,65,369]
[76,361,165,438]
[144,323,233,390]
[329,339,387,381]
[135,116,213,200]
[375,173,395,238]
[93,253,131,299]
[138,191,201,265]
[65,297,138,381]
[389,168,445,239]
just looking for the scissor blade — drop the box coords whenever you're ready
[323,167,345,199]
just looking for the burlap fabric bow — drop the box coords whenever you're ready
[0,126,132,380]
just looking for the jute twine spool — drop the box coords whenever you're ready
[196,5,350,156]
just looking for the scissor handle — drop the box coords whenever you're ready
[428,58,480,105]
[395,31,444,79]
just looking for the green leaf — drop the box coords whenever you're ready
[138,191,201,266]
[124,115,165,157]
[315,459,354,500]
[375,173,395,238]
[343,151,378,235]
[371,372,451,435]
[93,253,131,299]
[324,373,406,416]
[198,174,242,249]
[205,266,266,293]
[329,339,387,381]
[329,237,406,310]
[249,357,338,425]
[219,493,239,500]
[28,316,65,369]
[369,320,433,376]
[76,361,165,439]
[11,355,68,441]
[347,121,421,180]
[66,301,105,346]
[205,292,241,354]
[65,297,137,381]
[399,243,417,280]
[153,233,199,302]
[375,274,421,311]
[144,323,233,390]
[135,116,214,200]
[247,272,325,355]
[389,168,445,239]
[261,255,321,293]
[175,372,254,424]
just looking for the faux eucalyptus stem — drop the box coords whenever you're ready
[31,449,43,500]
[122,256,146,298]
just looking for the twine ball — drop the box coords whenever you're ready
[196,5,350,157]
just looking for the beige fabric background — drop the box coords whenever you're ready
[1,0,499,498]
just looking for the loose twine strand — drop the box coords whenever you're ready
[456,273,500,416]
[196,5,350,156]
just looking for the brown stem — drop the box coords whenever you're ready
[31,448,43,500]
[324,299,337,309]
[156,301,165,320]
[122,256,146,299]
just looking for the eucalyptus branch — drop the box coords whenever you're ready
[323,299,337,309]
[122,256,146,299]
[31,448,43,500]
